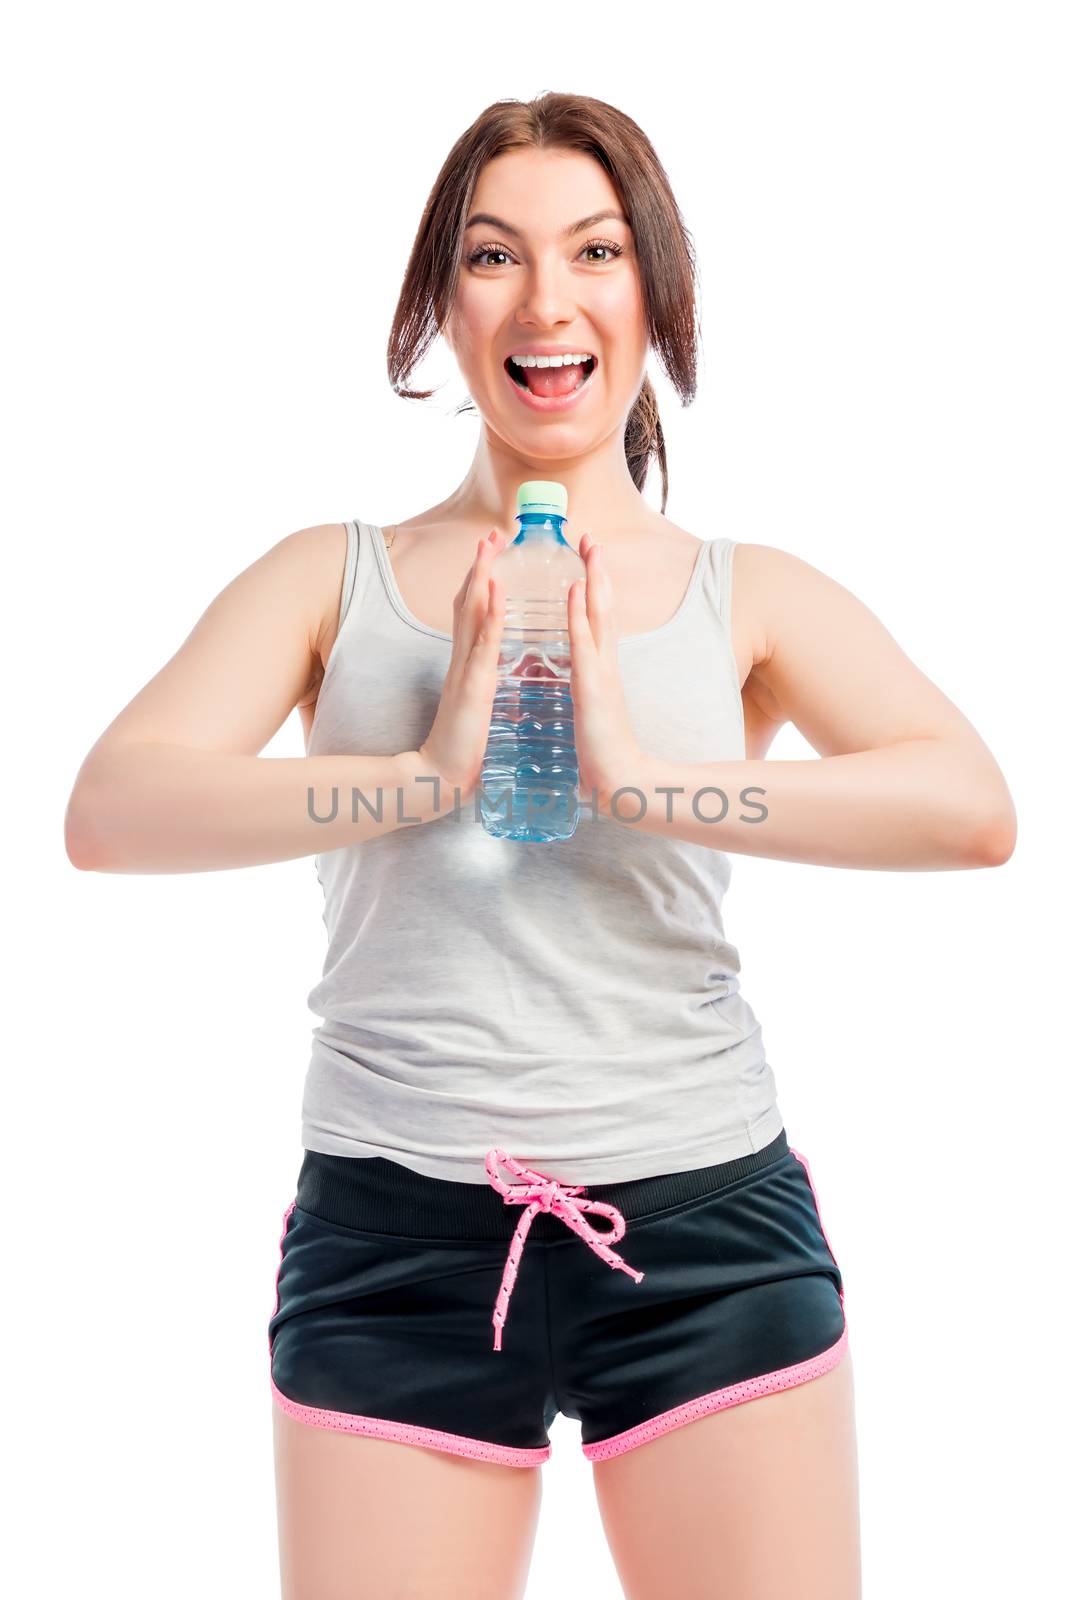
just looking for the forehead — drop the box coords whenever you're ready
[466,148,630,235]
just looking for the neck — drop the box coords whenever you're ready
[439,423,656,541]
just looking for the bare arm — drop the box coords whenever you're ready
[605,543,1017,870]
[63,524,443,874]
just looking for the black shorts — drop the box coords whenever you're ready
[267,1128,848,1467]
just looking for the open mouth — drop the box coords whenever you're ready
[504,354,597,400]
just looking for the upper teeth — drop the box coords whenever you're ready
[509,353,593,368]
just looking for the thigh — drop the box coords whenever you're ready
[273,1402,542,1600]
[591,1348,861,1600]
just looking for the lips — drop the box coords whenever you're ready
[503,355,598,413]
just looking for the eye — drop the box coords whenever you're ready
[581,239,625,263]
[466,242,514,268]
[466,238,626,268]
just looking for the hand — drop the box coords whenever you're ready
[567,535,650,807]
[415,529,507,806]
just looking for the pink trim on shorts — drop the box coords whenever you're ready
[583,1142,851,1464]
[269,1374,550,1467]
[789,1146,840,1263]
[582,1323,849,1461]
[267,1198,549,1469]
[790,1143,849,1342]
[266,1198,297,1361]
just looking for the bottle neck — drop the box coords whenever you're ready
[513,511,569,544]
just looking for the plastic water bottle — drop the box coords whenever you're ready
[479,480,587,842]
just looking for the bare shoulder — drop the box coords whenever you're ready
[728,541,988,756]
[239,520,348,711]
[731,541,881,676]
[293,522,349,693]
[725,539,782,684]
[69,520,352,769]
[728,541,868,733]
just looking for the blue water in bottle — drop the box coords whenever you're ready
[479,480,587,842]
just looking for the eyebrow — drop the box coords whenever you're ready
[463,209,630,239]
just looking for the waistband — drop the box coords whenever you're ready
[294,1128,791,1242]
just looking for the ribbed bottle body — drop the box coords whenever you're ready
[479,502,586,842]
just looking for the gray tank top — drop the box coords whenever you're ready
[300,517,783,1183]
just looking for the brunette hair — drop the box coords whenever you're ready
[386,92,701,513]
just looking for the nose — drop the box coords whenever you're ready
[514,256,577,331]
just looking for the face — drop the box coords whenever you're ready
[441,147,647,457]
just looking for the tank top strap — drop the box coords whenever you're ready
[338,517,401,635]
[701,536,738,632]
[336,519,360,629]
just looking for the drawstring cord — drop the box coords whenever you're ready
[484,1147,645,1352]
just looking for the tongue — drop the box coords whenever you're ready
[523,363,585,398]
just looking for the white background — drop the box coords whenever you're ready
[5,2,1064,1595]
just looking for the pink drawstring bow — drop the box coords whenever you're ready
[484,1147,645,1352]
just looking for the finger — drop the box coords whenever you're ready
[453,529,503,618]
[454,537,487,657]
[585,541,614,649]
[468,573,506,678]
[567,576,593,666]
[472,572,506,653]
[456,532,502,660]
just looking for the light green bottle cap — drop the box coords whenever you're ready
[516,480,568,517]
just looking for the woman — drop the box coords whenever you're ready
[65,93,1016,1599]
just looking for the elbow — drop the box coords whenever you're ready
[64,790,100,870]
[966,806,1017,868]
[64,780,114,872]
[65,743,139,871]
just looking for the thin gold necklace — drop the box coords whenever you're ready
[382,524,397,551]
